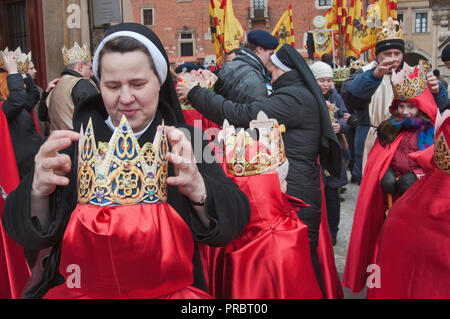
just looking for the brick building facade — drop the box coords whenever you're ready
[129,0,333,64]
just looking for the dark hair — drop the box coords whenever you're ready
[97,36,156,79]
[433,69,440,77]
[321,53,334,67]
[245,41,258,52]
[346,56,357,67]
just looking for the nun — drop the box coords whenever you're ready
[177,43,342,295]
[2,23,250,299]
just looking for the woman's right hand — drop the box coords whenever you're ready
[4,55,18,74]
[45,77,61,93]
[32,130,80,198]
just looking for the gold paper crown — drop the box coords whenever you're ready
[391,63,427,100]
[433,111,450,175]
[77,115,169,206]
[62,42,91,66]
[333,67,350,82]
[376,17,404,43]
[350,59,365,70]
[0,47,31,74]
[218,112,286,177]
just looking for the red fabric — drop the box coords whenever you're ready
[343,91,437,294]
[182,109,221,141]
[200,171,323,299]
[45,203,210,299]
[343,136,403,293]
[0,106,30,299]
[390,130,423,177]
[367,166,450,298]
[29,110,41,136]
[317,174,344,299]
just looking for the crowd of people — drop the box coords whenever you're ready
[0,18,449,299]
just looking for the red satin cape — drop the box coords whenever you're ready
[44,203,212,299]
[0,106,30,299]
[200,171,323,299]
[318,175,344,299]
[343,135,405,294]
[367,149,450,298]
[343,91,437,294]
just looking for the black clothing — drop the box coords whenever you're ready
[2,93,251,299]
[340,68,371,126]
[1,73,43,178]
[188,68,338,296]
[37,68,98,123]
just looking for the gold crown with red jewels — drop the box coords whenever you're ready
[62,42,91,66]
[391,62,428,100]
[0,47,31,74]
[77,115,169,206]
[376,17,404,43]
[218,112,286,177]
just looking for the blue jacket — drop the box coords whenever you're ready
[323,88,349,188]
[348,67,449,114]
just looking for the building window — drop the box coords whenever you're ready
[141,8,154,26]
[254,0,264,10]
[415,12,428,33]
[319,0,332,6]
[179,33,194,56]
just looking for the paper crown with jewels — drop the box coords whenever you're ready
[350,59,366,70]
[0,47,31,74]
[333,67,350,82]
[391,62,428,100]
[218,112,286,177]
[62,42,91,66]
[433,110,450,175]
[77,115,169,206]
[376,17,404,43]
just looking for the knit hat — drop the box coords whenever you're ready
[441,44,450,62]
[310,61,333,80]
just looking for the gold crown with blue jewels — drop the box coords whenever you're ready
[77,115,168,206]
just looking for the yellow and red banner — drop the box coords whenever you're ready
[222,0,245,53]
[271,4,295,51]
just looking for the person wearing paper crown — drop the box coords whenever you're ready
[0,47,43,179]
[200,112,323,299]
[0,46,42,299]
[176,43,343,297]
[37,42,98,133]
[341,17,448,187]
[2,23,250,299]
[344,63,438,295]
[367,109,450,299]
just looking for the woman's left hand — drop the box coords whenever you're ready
[176,81,198,101]
[164,126,206,204]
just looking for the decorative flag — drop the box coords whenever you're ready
[222,0,245,53]
[314,0,345,58]
[346,0,372,58]
[209,0,225,66]
[271,4,295,51]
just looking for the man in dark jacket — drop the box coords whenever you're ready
[1,53,43,178]
[177,44,342,295]
[38,42,98,132]
[215,30,278,103]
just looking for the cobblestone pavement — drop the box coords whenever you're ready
[333,171,367,299]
